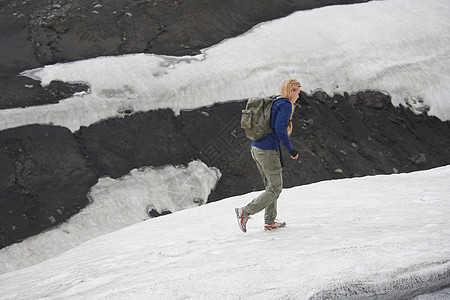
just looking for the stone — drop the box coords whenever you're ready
[0,125,97,249]
[313,90,329,104]
[411,153,427,165]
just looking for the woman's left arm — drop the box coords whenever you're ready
[274,103,298,159]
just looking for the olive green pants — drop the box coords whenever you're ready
[244,146,283,224]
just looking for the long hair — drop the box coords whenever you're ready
[279,78,301,136]
[279,78,301,99]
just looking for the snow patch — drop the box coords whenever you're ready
[0,166,448,299]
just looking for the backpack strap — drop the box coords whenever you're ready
[269,96,288,129]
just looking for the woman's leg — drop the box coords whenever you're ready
[244,147,283,221]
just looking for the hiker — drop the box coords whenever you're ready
[236,78,301,232]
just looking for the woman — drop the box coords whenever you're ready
[235,78,301,232]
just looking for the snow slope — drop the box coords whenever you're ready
[0,0,449,131]
[0,160,220,274]
[0,166,449,299]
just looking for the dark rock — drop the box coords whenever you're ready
[348,94,359,106]
[313,90,330,104]
[160,209,172,216]
[44,80,90,100]
[147,206,172,218]
[147,207,160,218]
[0,125,97,248]
[117,106,134,115]
[75,109,194,179]
[357,91,390,109]
[411,153,427,165]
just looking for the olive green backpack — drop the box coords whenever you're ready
[240,95,281,141]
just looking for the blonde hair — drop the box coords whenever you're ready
[279,78,301,99]
[279,78,301,136]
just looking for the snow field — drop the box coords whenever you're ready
[0,166,449,299]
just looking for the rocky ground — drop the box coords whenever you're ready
[1,0,449,250]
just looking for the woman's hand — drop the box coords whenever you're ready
[289,149,298,160]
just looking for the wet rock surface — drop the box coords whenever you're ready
[1,0,450,249]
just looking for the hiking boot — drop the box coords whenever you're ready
[264,221,286,231]
[235,208,250,233]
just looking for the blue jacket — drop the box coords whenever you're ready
[252,97,294,153]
